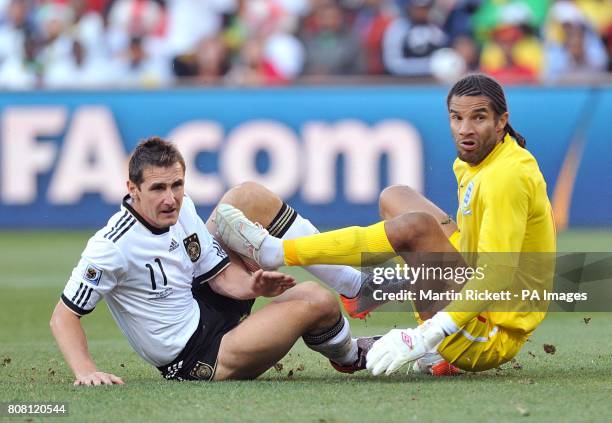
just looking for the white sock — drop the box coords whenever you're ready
[303,316,358,365]
[280,214,363,298]
[260,236,284,269]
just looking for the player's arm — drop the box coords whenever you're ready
[50,301,124,386]
[52,238,124,385]
[208,264,296,300]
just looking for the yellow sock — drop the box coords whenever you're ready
[283,221,395,266]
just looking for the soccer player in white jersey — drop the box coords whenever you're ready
[50,137,376,385]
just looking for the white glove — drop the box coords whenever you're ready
[366,321,446,376]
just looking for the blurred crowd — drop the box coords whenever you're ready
[0,0,611,89]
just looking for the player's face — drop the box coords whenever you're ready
[128,163,185,229]
[448,95,508,166]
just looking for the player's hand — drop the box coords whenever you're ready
[250,269,296,297]
[366,321,445,376]
[366,328,427,375]
[74,371,124,386]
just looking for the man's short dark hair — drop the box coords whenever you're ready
[129,137,186,186]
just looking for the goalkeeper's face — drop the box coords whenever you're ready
[128,163,185,229]
[448,95,508,166]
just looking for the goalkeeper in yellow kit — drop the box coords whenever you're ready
[215,74,556,375]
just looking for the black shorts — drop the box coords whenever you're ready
[157,283,254,381]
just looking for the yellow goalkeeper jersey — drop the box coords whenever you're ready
[452,133,556,334]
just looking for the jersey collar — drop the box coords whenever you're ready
[122,195,170,235]
[468,133,514,171]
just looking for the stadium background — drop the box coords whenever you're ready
[1,0,611,421]
[1,0,612,229]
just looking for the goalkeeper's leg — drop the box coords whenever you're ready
[379,185,461,317]
[379,184,459,239]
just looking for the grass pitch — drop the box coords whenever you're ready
[0,230,611,422]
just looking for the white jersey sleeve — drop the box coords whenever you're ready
[61,237,125,316]
[180,195,230,285]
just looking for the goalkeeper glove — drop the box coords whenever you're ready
[366,319,446,376]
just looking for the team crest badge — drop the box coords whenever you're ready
[462,181,474,208]
[189,361,214,381]
[183,233,201,262]
[82,263,103,286]
[461,181,474,215]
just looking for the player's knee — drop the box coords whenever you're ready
[219,181,283,224]
[387,211,438,250]
[235,181,270,195]
[296,281,339,322]
[222,181,269,207]
[401,211,438,239]
[379,185,400,218]
[379,184,419,220]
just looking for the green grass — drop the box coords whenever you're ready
[1,230,611,422]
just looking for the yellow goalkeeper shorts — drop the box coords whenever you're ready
[437,314,528,372]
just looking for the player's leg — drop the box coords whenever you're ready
[213,282,362,380]
[276,185,459,266]
[217,207,459,267]
[384,212,457,253]
[378,186,461,314]
[209,181,283,229]
[280,183,459,262]
[379,184,458,239]
[208,181,363,298]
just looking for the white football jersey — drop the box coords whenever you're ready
[61,195,229,367]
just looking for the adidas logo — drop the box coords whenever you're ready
[169,239,180,252]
